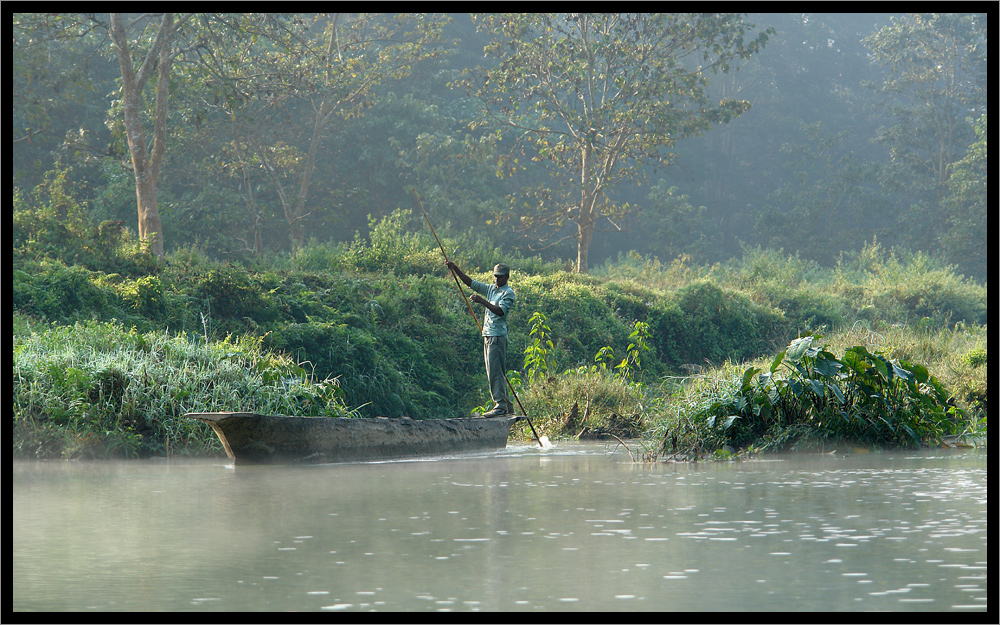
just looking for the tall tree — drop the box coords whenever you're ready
[460,13,771,272]
[13,13,274,257]
[109,13,189,258]
[195,13,448,252]
[863,13,988,251]
[942,113,987,279]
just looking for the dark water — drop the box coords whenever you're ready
[12,442,988,612]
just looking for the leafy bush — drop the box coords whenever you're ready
[872,261,987,326]
[652,334,971,457]
[773,288,846,331]
[191,265,263,319]
[594,251,708,291]
[836,241,987,327]
[264,321,419,417]
[344,209,439,274]
[12,262,121,323]
[714,244,824,291]
[183,264,285,337]
[662,281,788,366]
[962,347,987,368]
[118,275,167,318]
[290,240,349,273]
[14,167,160,277]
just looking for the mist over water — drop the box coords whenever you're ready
[13,443,987,612]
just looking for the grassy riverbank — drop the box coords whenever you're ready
[12,214,988,459]
[12,315,356,459]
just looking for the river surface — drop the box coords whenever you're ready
[12,441,988,613]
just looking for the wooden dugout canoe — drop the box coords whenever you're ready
[186,412,522,465]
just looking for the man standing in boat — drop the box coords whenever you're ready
[445,260,516,417]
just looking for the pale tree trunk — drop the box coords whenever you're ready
[288,105,327,251]
[249,101,323,253]
[574,131,624,273]
[576,136,596,274]
[286,17,341,252]
[110,13,174,259]
[229,121,265,256]
[576,214,595,274]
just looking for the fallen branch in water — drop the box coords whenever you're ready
[607,433,636,462]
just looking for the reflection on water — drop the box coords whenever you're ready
[13,442,987,612]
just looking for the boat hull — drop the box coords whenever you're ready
[186,412,520,465]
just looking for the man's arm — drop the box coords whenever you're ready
[445,260,472,287]
[473,296,504,317]
[445,260,504,314]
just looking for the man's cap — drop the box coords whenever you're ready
[493,263,510,276]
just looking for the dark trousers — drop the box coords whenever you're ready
[484,335,513,413]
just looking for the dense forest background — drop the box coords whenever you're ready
[12,12,988,280]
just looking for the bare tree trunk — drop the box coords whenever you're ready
[110,13,174,258]
[575,184,602,273]
[576,135,595,274]
[288,107,326,251]
[287,17,341,252]
[576,216,594,274]
[573,130,623,273]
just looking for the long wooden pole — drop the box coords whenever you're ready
[414,190,544,448]
[414,192,479,326]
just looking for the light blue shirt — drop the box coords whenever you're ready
[470,279,515,337]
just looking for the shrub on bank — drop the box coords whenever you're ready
[13,171,159,278]
[658,281,789,367]
[12,262,119,324]
[643,333,984,460]
[834,242,987,327]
